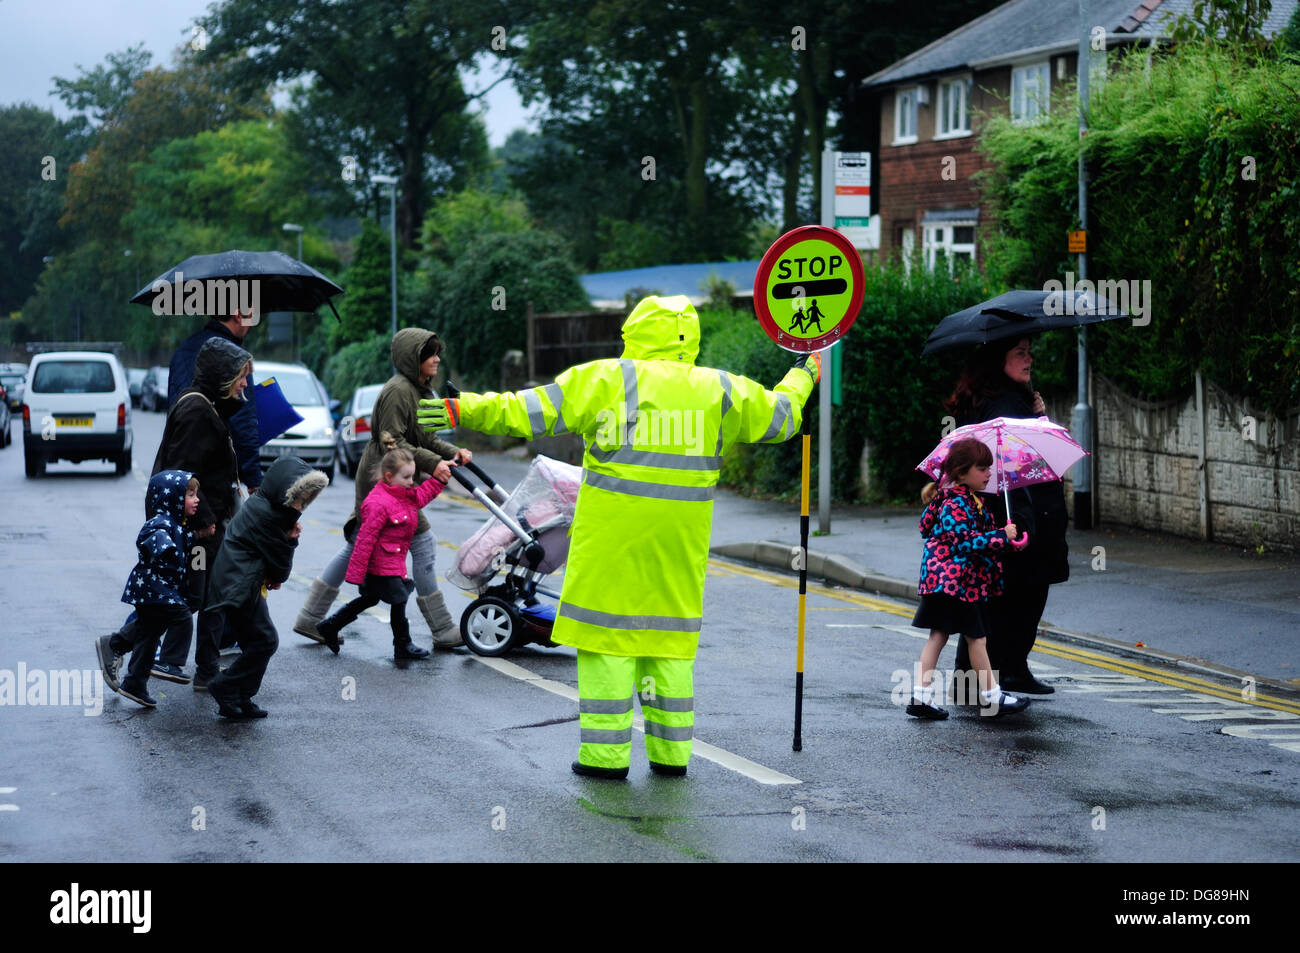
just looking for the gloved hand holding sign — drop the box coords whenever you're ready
[795,351,823,383]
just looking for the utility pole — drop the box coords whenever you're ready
[370,176,399,337]
[1072,0,1095,529]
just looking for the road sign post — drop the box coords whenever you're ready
[753,225,864,752]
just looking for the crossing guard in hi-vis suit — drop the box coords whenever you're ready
[418,295,818,779]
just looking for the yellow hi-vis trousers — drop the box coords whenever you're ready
[576,650,694,770]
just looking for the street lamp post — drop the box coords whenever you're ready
[282,223,304,262]
[370,175,399,337]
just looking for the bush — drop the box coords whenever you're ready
[322,332,392,409]
[430,230,589,389]
[978,43,1300,412]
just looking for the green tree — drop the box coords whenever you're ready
[334,222,394,347]
[201,0,513,247]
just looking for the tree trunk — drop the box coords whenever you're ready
[685,78,710,256]
[783,87,806,231]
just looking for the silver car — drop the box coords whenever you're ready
[334,383,384,479]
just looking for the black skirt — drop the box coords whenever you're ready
[912,593,988,639]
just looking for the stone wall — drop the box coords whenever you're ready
[1085,375,1299,551]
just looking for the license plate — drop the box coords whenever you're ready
[56,416,93,427]
[277,445,296,456]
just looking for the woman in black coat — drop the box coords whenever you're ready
[947,336,1069,695]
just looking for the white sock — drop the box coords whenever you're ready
[916,683,935,703]
[980,686,1004,705]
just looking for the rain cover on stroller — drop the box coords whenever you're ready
[446,455,582,591]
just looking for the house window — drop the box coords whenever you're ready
[1011,62,1050,123]
[937,77,971,137]
[894,87,918,144]
[923,222,976,271]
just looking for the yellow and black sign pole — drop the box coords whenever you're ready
[752,224,864,753]
[793,406,812,751]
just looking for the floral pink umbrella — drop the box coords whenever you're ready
[917,416,1088,524]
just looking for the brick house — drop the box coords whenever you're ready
[862,0,1298,269]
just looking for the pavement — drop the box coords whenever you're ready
[468,446,1300,696]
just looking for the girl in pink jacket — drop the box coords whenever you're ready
[316,433,445,659]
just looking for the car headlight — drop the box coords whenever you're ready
[310,425,335,440]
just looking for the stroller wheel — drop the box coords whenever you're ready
[461,596,520,657]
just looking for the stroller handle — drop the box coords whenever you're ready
[448,466,535,546]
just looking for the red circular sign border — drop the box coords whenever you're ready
[752,225,865,353]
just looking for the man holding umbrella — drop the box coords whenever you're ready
[168,309,262,493]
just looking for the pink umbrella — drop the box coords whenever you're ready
[917,416,1088,523]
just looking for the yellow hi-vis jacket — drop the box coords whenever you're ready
[453,295,817,660]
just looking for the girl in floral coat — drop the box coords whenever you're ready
[908,438,1029,719]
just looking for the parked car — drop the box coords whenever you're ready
[0,362,26,413]
[21,351,133,477]
[334,383,384,479]
[0,382,12,448]
[140,366,169,411]
[126,367,147,408]
[253,361,338,482]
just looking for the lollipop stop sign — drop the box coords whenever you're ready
[754,225,864,352]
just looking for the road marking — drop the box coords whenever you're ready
[711,559,913,617]
[471,656,802,786]
[0,787,16,811]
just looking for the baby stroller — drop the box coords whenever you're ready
[445,455,582,657]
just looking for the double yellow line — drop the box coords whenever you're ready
[708,556,1300,716]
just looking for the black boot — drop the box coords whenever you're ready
[315,615,343,655]
[392,605,428,659]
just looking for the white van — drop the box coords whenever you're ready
[22,351,134,477]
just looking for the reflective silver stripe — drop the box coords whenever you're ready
[589,445,722,471]
[580,727,633,745]
[584,470,714,502]
[640,693,694,713]
[619,359,639,442]
[522,388,545,438]
[644,722,693,742]
[579,697,634,715]
[561,601,702,633]
[715,370,733,455]
[758,394,792,442]
[541,382,568,435]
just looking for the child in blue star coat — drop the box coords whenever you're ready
[97,470,201,708]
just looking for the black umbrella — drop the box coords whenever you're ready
[921,288,1129,357]
[129,250,344,320]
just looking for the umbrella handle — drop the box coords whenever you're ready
[1010,532,1030,551]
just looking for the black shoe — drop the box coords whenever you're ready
[192,668,222,692]
[151,663,191,684]
[118,682,157,708]
[208,675,248,719]
[906,698,949,720]
[571,761,628,780]
[649,761,688,777]
[980,692,1030,717]
[239,700,268,719]
[394,640,430,660]
[316,617,343,655]
[1001,673,1055,695]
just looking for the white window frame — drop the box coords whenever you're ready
[1011,61,1050,124]
[935,76,972,139]
[893,86,918,145]
[922,221,977,272]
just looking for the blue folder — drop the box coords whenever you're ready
[255,376,304,445]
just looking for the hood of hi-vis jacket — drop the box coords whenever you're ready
[122,469,195,608]
[452,294,817,660]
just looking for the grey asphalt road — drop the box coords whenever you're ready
[1,410,1298,862]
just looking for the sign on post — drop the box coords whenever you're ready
[753,225,865,353]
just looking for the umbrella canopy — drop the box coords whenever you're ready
[921,288,1128,357]
[129,250,343,320]
[917,416,1087,517]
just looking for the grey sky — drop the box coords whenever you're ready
[0,0,533,145]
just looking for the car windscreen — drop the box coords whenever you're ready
[257,370,322,406]
[32,361,116,394]
[0,374,23,389]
